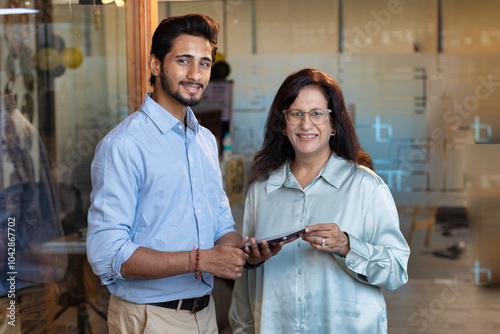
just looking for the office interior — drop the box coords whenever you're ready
[1,0,499,333]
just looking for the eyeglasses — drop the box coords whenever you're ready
[283,108,332,125]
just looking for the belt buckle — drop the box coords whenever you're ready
[191,297,200,313]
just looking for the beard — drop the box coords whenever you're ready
[160,71,205,107]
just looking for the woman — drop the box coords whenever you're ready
[230,69,410,333]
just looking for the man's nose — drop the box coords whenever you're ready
[186,65,201,81]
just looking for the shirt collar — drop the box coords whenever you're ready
[320,154,352,189]
[185,107,199,132]
[266,163,289,194]
[140,93,199,134]
[265,153,353,194]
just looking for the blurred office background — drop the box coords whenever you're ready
[1,0,499,333]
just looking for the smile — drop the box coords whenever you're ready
[181,81,203,93]
[298,134,317,138]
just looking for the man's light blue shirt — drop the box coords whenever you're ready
[87,93,235,304]
[230,154,410,333]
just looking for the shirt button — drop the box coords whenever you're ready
[192,177,196,182]
[297,242,301,248]
[197,209,201,213]
[201,241,204,246]
[297,269,302,275]
[297,297,303,302]
[178,124,183,130]
[299,324,305,330]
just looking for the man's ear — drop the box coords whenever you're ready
[149,54,161,77]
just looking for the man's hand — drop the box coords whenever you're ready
[200,244,247,280]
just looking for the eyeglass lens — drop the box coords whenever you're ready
[285,109,330,124]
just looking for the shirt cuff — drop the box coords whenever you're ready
[337,233,370,280]
[111,242,141,282]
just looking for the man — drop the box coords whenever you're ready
[86,14,275,334]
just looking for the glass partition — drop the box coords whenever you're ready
[1,1,128,332]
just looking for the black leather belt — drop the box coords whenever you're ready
[149,294,210,313]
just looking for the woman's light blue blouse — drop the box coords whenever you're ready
[230,154,410,334]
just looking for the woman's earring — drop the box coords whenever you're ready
[282,129,287,136]
[331,129,336,137]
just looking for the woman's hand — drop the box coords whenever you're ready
[302,223,350,257]
[244,235,300,265]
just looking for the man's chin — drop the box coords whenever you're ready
[185,99,202,107]
[182,94,203,107]
[168,91,203,107]
[178,92,203,107]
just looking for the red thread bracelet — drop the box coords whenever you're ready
[195,248,200,279]
[189,246,196,273]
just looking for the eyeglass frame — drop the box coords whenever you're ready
[282,108,333,125]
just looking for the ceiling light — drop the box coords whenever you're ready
[0,8,38,15]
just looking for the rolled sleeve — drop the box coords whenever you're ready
[86,136,140,285]
[87,233,139,285]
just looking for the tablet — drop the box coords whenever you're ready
[242,228,305,250]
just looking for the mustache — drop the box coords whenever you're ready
[180,81,204,90]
